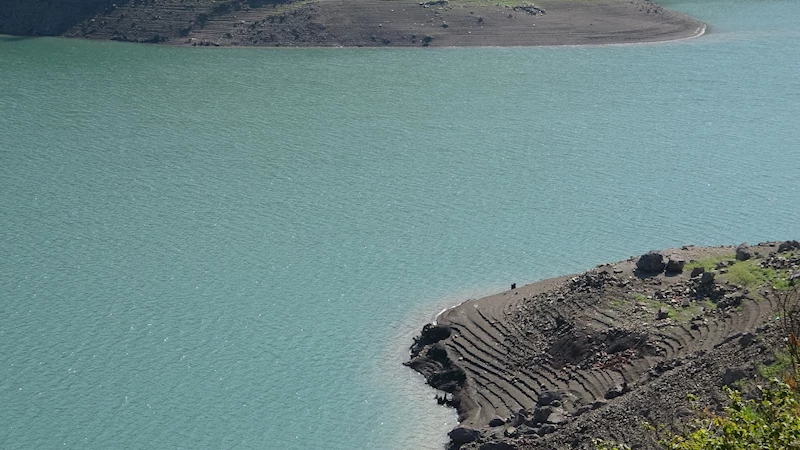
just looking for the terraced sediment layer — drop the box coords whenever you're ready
[0,0,705,47]
[407,241,800,449]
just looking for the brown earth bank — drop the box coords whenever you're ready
[0,0,704,47]
[406,240,800,449]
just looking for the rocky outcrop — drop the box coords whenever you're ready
[736,243,754,261]
[449,427,481,446]
[636,251,665,274]
[665,254,685,273]
[406,324,473,415]
[779,240,800,253]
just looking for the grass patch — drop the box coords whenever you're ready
[759,350,793,379]
[722,260,790,291]
[684,253,735,272]
[632,293,708,323]
[610,298,627,308]
[666,303,707,322]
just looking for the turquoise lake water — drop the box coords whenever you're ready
[1,0,799,448]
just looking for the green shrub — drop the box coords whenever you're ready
[592,440,631,450]
[663,382,800,450]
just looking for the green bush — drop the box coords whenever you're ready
[592,440,631,450]
[595,382,800,450]
[663,382,800,450]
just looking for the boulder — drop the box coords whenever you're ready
[665,255,685,274]
[778,240,800,253]
[739,332,755,347]
[546,408,567,424]
[449,427,481,445]
[690,267,705,278]
[605,384,628,400]
[736,243,754,261]
[531,406,553,424]
[636,251,666,274]
[700,271,715,285]
[722,368,748,387]
[510,409,526,427]
[488,417,505,427]
[656,308,669,320]
[718,292,745,309]
[409,324,451,356]
[536,390,561,406]
[504,426,518,438]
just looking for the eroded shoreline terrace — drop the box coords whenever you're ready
[408,241,800,449]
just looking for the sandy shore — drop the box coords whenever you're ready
[1,0,705,47]
[407,241,800,449]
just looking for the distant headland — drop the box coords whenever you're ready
[407,241,800,449]
[0,0,705,47]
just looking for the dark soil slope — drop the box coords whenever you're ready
[407,241,800,449]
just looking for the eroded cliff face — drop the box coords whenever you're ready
[0,0,122,36]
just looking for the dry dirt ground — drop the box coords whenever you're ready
[407,241,800,449]
[1,0,705,47]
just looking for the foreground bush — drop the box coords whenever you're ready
[595,381,800,450]
[664,382,800,450]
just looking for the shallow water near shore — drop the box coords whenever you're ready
[1,1,799,448]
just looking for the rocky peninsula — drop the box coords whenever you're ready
[0,0,704,47]
[407,241,800,449]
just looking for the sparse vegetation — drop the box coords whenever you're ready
[593,440,631,450]
[661,382,800,450]
[597,283,800,450]
[631,293,708,323]
[760,350,793,380]
[722,260,791,291]
[684,254,735,272]
[610,298,627,308]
